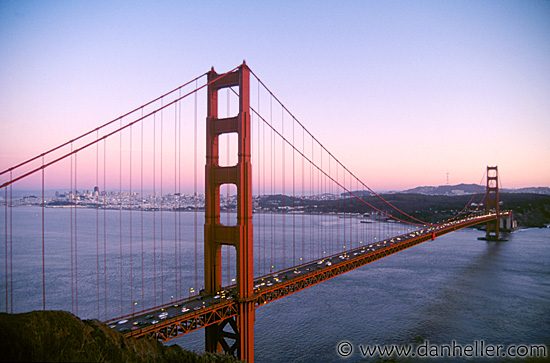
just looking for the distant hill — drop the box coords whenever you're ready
[402,184,550,196]
[506,187,550,195]
[402,183,482,195]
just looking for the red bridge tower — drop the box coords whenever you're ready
[204,63,255,362]
[485,166,500,240]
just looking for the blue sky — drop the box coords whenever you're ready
[1,0,549,190]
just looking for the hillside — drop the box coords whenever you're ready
[402,184,550,196]
[370,193,550,227]
[0,310,241,363]
[259,193,550,227]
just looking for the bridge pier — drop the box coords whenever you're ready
[204,63,255,362]
[499,212,515,231]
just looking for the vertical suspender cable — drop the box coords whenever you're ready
[282,108,285,268]
[329,157,332,254]
[301,127,305,263]
[174,100,178,299]
[177,93,182,299]
[9,173,12,314]
[310,138,313,260]
[74,152,78,316]
[270,97,273,272]
[96,131,100,318]
[262,88,266,275]
[336,163,340,253]
[4,182,7,312]
[177,92,182,299]
[70,145,74,313]
[41,156,45,310]
[119,119,123,316]
[194,81,198,295]
[141,109,145,306]
[103,139,107,320]
[255,87,261,276]
[292,117,295,266]
[130,123,133,314]
[355,179,362,246]
[255,82,259,275]
[178,94,183,299]
[6,174,13,314]
[280,110,284,266]
[160,99,164,305]
[320,147,323,257]
[343,167,346,251]
[153,113,157,306]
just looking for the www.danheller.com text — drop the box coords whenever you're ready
[336,340,548,359]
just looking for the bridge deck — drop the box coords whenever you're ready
[112,212,507,342]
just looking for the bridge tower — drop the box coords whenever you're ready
[485,166,500,240]
[204,63,254,362]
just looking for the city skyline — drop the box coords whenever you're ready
[1,1,549,191]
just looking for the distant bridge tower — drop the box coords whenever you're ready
[485,166,500,240]
[204,63,254,362]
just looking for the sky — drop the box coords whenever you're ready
[1,0,549,191]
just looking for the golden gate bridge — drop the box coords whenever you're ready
[0,62,511,362]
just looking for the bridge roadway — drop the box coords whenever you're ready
[109,212,508,342]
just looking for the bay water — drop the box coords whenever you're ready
[1,207,548,362]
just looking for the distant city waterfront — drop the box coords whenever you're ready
[0,188,357,214]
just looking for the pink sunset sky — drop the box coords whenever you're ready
[1,1,549,192]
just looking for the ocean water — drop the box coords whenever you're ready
[1,207,549,362]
